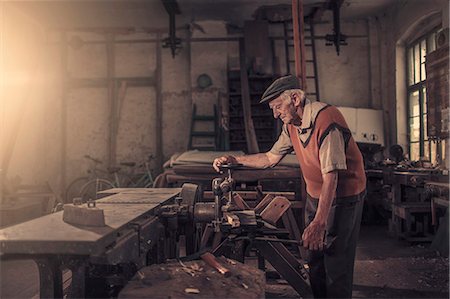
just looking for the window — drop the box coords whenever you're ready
[406,28,441,162]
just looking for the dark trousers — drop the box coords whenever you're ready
[304,191,365,298]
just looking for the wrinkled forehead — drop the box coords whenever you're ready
[268,96,284,108]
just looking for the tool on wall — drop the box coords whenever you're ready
[325,0,347,55]
[161,0,182,57]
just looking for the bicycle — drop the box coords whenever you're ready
[125,155,155,188]
[65,155,133,203]
[65,155,155,203]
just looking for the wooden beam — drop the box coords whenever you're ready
[155,33,163,175]
[239,38,260,154]
[106,34,116,167]
[292,0,307,90]
[60,32,68,198]
[66,77,155,88]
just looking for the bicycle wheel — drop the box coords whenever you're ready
[79,179,115,202]
[65,176,89,203]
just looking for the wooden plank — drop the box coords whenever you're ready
[155,33,163,174]
[60,32,69,197]
[107,33,117,167]
[260,196,291,225]
[239,38,259,154]
[292,0,307,89]
[98,188,181,195]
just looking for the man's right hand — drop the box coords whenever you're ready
[212,155,238,172]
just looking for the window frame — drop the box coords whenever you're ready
[406,26,440,162]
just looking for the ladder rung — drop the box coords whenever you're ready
[287,43,313,47]
[194,116,215,121]
[306,92,317,95]
[192,145,216,150]
[288,60,315,64]
[191,132,216,136]
[306,76,315,79]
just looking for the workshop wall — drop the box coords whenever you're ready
[1,5,62,193]
[4,1,448,199]
[374,0,449,153]
[315,17,372,108]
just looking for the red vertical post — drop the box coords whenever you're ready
[292,0,307,91]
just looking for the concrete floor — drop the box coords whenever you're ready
[0,224,448,298]
[266,225,449,299]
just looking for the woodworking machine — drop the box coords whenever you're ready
[0,167,312,298]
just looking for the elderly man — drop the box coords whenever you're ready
[213,75,366,298]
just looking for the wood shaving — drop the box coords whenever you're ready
[185,288,200,294]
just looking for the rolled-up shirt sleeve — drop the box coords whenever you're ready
[319,128,347,174]
[270,124,294,155]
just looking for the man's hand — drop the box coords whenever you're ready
[212,155,238,172]
[302,220,326,251]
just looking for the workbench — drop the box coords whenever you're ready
[0,188,181,298]
[382,168,447,241]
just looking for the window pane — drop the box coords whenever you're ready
[409,90,420,117]
[427,33,436,53]
[410,142,420,161]
[442,140,446,161]
[409,116,420,142]
[408,47,414,86]
[414,44,420,83]
[424,140,430,160]
[421,40,426,80]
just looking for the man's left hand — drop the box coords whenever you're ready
[302,220,326,251]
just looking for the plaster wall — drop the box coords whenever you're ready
[190,21,228,148]
[6,0,449,198]
[314,16,371,108]
[1,4,62,194]
[375,0,448,154]
[268,17,372,108]
[161,29,191,160]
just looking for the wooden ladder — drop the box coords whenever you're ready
[283,18,320,101]
[188,104,218,151]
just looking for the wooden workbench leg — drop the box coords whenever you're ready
[66,259,87,298]
[36,258,63,298]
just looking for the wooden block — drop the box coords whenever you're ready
[119,258,265,298]
[260,196,291,225]
[63,204,105,227]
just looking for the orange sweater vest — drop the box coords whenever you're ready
[288,106,366,198]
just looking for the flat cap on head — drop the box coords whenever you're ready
[259,75,301,104]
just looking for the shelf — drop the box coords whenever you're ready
[229,92,262,96]
[230,114,272,118]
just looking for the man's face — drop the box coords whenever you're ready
[268,95,300,125]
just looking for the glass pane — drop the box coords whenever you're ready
[442,140,446,161]
[427,33,436,53]
[422,86,427,114]
[409,116,420,142]
[414,44,420,83]
[421,40,426,80]
[408,47,414,86]
[424,140,430,160]
[409,90,420,117]
[410,142,420,161]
